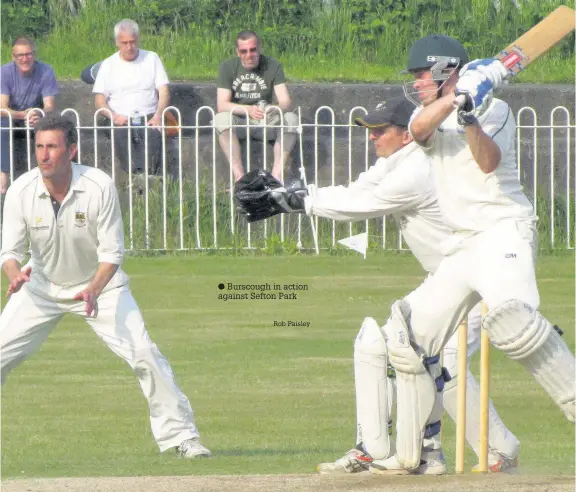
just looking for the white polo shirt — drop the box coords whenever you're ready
[305,142,452,273]
[93,49,169,116]
[0,164,129,300]
[409,98,536,236]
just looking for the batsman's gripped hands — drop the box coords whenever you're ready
[459,59,509,89]
[6,265,31,297]
[454,70,493,115]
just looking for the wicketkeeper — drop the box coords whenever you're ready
[235,96,521,475]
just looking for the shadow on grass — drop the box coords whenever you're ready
[214,448,342,457]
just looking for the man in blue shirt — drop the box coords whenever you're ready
[0,36,59,193]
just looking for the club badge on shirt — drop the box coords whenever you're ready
[31,216,49,231]
[75,212,87,227]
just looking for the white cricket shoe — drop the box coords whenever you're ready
[472,453,518,473]
[176,438,212,459]
[317,447,373,474]
[370,448,446,476]
[370,455,411,475]
[416,447,446,475]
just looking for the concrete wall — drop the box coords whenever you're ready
[54,81,574,189]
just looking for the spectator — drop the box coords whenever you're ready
[214,31,299,182]
[93,19,170,180]
[0,36,58,194]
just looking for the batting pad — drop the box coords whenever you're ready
[483,299,576,422]
[354,317,394,460]
[382,301,436,470]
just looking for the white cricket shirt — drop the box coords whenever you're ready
[305,142,452,273]
[0,164,129,300]
[409,98,536,237]
[93,49,170,116]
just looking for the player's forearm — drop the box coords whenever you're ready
[307,185,405,220]
[410,94,456,143]
[2,258,23,284]
[87,262,120,297]
[465,124,501,173]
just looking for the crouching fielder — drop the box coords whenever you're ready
[234,97,519,475]
[0,114,211,459]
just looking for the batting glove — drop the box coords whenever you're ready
[460,58,509,89]
[455,70,493,114]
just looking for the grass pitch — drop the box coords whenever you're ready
[1,253,574,479]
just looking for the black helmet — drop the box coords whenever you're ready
[405,35,469,72]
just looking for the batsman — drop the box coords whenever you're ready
[234,96,521,474]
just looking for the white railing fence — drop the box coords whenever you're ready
[0,105,574,252]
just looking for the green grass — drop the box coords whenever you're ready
[116,180,575,253]
[1,253,574,478]
[2,0,574,83]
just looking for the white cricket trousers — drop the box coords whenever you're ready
[405,219,539,357]
[0,284,200,452]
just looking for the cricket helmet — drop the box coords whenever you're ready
[405,35,469,73]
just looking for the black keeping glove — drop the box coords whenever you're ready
[234,169,307,223]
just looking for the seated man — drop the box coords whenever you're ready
[0,36,58,194]
[214,31,299,182]
[93,19,170,178]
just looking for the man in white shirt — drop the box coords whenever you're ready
[367,35,574,473]
[93,19,170,177]
[235,97,520,474]
[0,114,211,459]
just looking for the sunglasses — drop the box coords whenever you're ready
[238,47,258,55]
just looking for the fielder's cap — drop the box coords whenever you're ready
[355,97,415,129]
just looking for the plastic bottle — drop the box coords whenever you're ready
[131,110,144,142]
[257,100,267,125]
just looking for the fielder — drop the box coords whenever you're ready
[0,114,211,459]
[234,97,520,474]
[369,34,574,472]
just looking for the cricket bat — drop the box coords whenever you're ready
[456,5,575,106]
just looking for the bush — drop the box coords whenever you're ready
[1,0,51,42]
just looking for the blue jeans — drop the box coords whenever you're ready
[0,117,32,175]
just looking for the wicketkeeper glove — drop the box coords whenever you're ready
[234,169,308,223]
[459,58,509,90]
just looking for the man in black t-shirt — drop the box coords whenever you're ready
[214,31,298,182]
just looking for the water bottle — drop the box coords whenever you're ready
[130,110,144,143]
